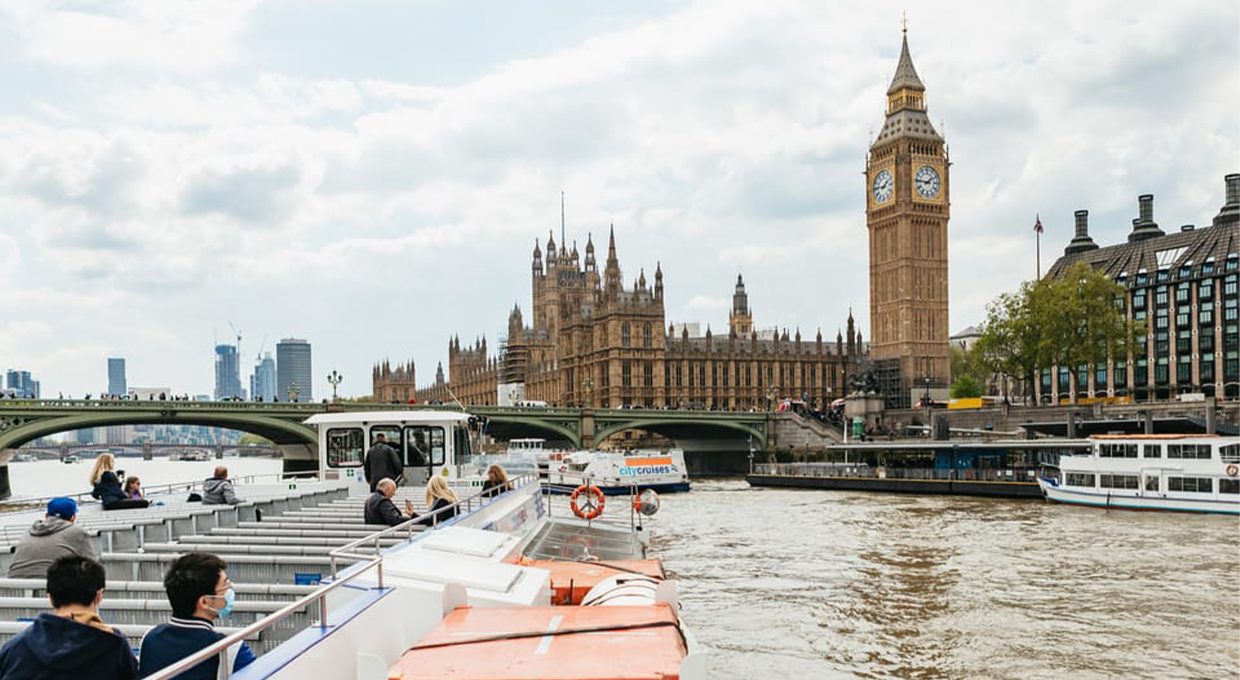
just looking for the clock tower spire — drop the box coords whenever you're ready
[865,25,951,408]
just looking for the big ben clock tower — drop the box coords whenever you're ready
[865,26,950,407]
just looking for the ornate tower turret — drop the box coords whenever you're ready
[603,224,622,300]
[729,274,753,336]
[653,262,663,300]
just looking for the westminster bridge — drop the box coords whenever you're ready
[0,399,774,498]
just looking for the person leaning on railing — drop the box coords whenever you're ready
[0,555,138,680]
[364,478,416,526]
[482,464,512,498]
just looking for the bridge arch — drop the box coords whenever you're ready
[593,417,766,449]
[478,415,581,448]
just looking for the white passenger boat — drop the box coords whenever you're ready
[1037,434,1240,514]
[547,449,692,495]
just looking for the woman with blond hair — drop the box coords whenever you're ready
[482,464,512,498]
[89,453,149,510]
[420,476,458,526]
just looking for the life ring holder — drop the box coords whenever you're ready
[1226,464,1238,477]
[570,485,605,520]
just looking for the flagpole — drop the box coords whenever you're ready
[1036,229,1041,279]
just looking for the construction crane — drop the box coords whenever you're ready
[228,322,242,392]
[254,333,268,364]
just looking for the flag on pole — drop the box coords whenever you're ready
[1034,214,1044,234]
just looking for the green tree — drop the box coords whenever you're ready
[237,433,273,447]
[950,374,984,399]
[976,262,1140,405]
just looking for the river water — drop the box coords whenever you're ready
[8,461,1239,678]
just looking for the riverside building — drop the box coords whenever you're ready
[1041,174,1240,402]
[379,228,866,410]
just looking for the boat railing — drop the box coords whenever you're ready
[327,472,541,579]
[0,471,321,510]
[143,473,540,680]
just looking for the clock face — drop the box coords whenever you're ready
[915,165,941,198]
[872,170,893,203]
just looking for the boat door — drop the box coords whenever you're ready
[1140,468,1163,498]
[402,423,448,487]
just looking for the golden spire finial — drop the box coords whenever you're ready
[902,11,908,35]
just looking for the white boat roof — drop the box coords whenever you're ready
[303,411,471,426]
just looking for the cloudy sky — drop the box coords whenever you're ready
[0,0,1236,399]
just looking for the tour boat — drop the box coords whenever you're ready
[546,449,692,495]
[0,410,702,680]
[1037,434,1240,514]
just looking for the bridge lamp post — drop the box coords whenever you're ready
[287,382,300,403]
[327,370,343,401]
[581,378,594,408]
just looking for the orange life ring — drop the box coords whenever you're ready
[569,485,605,520]
[1227,464,1238,477]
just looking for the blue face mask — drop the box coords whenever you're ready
[207,588,236,619]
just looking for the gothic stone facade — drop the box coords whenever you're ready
[389,228,866,409]
[1039,174,1240,402]
[865,31,951,408]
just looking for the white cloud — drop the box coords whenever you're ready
[0,0,1235,397]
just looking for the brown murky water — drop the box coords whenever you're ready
[651,479,1240,680]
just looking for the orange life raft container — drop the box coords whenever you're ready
[517,558,666,605]
[388,604,687,680]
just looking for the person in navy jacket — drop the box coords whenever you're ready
[138,553,256,680]
[0,555,138,680]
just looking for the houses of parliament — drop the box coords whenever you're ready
[374,30,950,410]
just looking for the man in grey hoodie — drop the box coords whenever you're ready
[202,466,244,505]
[7,497,98,579]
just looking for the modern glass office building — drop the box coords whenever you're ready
[276,338,312,402]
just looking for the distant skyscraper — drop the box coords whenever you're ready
[5,369,39,398]
[276,338,312,402]
[107,357,127,396]
[214,345,243,400]
[251,352,277,401]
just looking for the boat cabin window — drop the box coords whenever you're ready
[1220,479,1239,495]
[326,428,365,467]
[1144,476,1159,492]
[403,426,445,467]
[1166,444,1211,460]
[1220,444,1240,463]
[454,425,473,466]
[1167,476,1212,493]
[1099,474,1139,490]
[369,426,402,452]
[1098,443,1137,458]
[1142,444,1162,458]
[1066,473,1096,488]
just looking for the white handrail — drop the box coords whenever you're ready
[140,474,539,679]
[0,471,321,509]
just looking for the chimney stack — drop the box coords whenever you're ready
[1128,193,1165,242]
[1214,173,1240,228]
[1064,209,1099,255]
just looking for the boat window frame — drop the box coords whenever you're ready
[403,425,446,467]
[1167,443,1212,460]
[1220,478,1239,495]
[1167,476,1213,493]
[325,427,365,468]
[1099,473,1139,490]
[1065,472,1096,488]
[1142,443,1162,459]
[1098,443,1138,458]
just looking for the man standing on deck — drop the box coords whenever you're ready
[7,497,98,579]
[364,478,416,526]
[364,433,403,492]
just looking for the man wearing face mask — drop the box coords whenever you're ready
[138,553,256,679]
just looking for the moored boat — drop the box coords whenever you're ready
[547,449,692,495]
[1038,434,1239,514]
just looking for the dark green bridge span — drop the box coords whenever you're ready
[0,400,769,498]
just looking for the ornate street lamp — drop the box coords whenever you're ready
[287,382,300,403]
[581,378,594,408]
[327,370,343,401]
